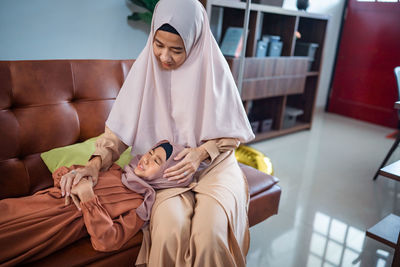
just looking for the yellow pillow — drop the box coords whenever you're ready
[40,136,132,173]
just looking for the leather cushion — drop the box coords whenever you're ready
[239,162,279,196]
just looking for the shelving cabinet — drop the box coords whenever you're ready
[205,0,329,143]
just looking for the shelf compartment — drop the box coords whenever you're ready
[260,13,297,56]
[286,75,319,123]
[247,96,284,131]
[296,17,327,71]
[249,122,311,143]
[220,7,259,57]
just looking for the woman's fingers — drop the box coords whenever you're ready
[64,174,75,197]
[72,172,84,186]
[177,175,191,184]
[65,195,70,206]
[61,170,79,196]
[167,166,193,181]
[71,194,81,211]
[60,176,66,197]
[174,148,189,161]
[164,160,187,176]
[91,173,99,186]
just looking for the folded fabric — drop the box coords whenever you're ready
[40,135,133,173]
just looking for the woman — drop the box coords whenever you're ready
[0,141,192,266]
[61,0,254,266]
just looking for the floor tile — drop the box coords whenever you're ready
[247,111,398,267]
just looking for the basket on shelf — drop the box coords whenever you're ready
[235,145,274,175]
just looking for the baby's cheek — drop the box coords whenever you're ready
[147,164,161,177]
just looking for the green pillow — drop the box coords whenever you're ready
[40,136,133,173]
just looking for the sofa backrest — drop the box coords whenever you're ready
[0,59,135,199]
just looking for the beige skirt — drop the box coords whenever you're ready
[136,151,250,267]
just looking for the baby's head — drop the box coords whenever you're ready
[133,142,173,179]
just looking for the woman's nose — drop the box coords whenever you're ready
[160,50,171,63]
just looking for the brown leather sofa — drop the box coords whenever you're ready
[0,60,281,266]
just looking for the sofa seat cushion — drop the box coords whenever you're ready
[28,232,143,266]
[239,163,279,197]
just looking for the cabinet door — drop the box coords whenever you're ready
[328,0,400,128]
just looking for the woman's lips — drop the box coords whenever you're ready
[162,62,173,68]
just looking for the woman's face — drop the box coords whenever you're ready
[134,147,167,179]
[153,30,187,70]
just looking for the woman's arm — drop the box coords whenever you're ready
[60,127,128,203]
[92,126,129,171]
[70,179,144,252]
[163,138,240,183]
[200,138,240,164]
[80,196,144,252]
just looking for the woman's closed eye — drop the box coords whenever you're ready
[150,150,161,165]
[171,50,183,55]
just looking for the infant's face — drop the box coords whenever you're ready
[134,147,167,179]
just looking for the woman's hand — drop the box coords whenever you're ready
[70,178,95,210]
[163,146,209,184]
[60,156,101,205]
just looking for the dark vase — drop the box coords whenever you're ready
[296,0,309,11]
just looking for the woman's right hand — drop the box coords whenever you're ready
[60,156,101,205]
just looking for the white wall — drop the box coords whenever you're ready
[283,0,346,108]
[0,0,345,108]
[0,0,150,60]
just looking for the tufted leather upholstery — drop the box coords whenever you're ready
[0,60,280,265]
[0,60,133,199]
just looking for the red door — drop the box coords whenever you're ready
[328,0,400,128]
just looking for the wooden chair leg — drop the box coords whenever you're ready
[374,136,400,180]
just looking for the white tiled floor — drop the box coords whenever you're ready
[246,110,400,267]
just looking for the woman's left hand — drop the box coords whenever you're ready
[70,178,96,210]
[163,146,209,184]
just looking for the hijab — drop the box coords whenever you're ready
[122,140,194,221]
[106,0,254,155]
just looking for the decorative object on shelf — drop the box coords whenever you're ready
[250,120,260,133]
[283,106,304,129]
[263,35,283,57]
[256,40,269,57]
[220,27,244,57]
[296,0,309,11]
[294,42,319,70]
[127,0,159,24]
[235,145,274,175]
[260,118,273,133]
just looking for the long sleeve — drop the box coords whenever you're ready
[200,138,240,165]
[92,127,129,171]
[80,196,144,252]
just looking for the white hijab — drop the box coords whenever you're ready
[106,0,254,154]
